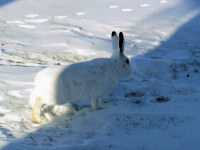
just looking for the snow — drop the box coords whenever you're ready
[0,0,200,149]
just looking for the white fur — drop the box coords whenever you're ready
[30,58,119,107]
[112,32,119,57]
[29,31,131,120]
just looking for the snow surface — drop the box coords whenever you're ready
[0,0,200,149]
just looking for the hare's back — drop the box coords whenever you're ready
[55,58,119,104]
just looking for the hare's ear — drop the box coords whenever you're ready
[111,31,119,52]
[119,32,124,57]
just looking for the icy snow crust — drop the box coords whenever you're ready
[0,0,200,149]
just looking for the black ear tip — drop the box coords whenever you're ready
[119,32,124,51]
[112,31,116,37]
[119,32,123,37]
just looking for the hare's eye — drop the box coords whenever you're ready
[126,59,129,64]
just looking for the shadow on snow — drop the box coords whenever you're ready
[0,0,16,7]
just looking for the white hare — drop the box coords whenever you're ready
[29,31,131,123]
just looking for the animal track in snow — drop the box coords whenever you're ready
[84,32,94,36]
[76,12,86,16]
[49,29,71,34]
[154,29,167,36]
[53,16,67,19]
[140,4,149,7]
[24,19,48,23]
[132,39,142,43]
[149,41,160,46]
[109,5,119,9]
[6,90,25,99]
[126,33,136,37]
[17,24,36,29]
[6,20,24,24]
[121,8,132,12]
[44,43,68,47]
[160,0,167,4]
[25,14,39,18]
[125,91,145,98]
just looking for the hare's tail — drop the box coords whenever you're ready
[32,97,41,123]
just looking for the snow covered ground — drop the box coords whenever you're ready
[0,0,200,149]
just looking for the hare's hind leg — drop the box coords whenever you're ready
[33,103,75,122]
[32,97,54,123]
[32,97,41,123]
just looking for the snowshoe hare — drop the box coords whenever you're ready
[29,31,131,123]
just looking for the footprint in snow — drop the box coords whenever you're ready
[121,8,132,12]
[17,24,36,29]
[125,91,145,98]
[49,29,71,34]
[75,12,86,16]
[131,39,143,43]
[140,4,149,7]
[160,0,167,4]
[53,16,67,19]
[109,5,119,9]
[6,20,24,24]
[23,14,48,25]
[25,14,39,18]
[152,96,170,103]
[24,19,48,23]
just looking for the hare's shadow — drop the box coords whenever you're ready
[0,0,16,7]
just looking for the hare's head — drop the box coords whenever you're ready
[111,31,131,78]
